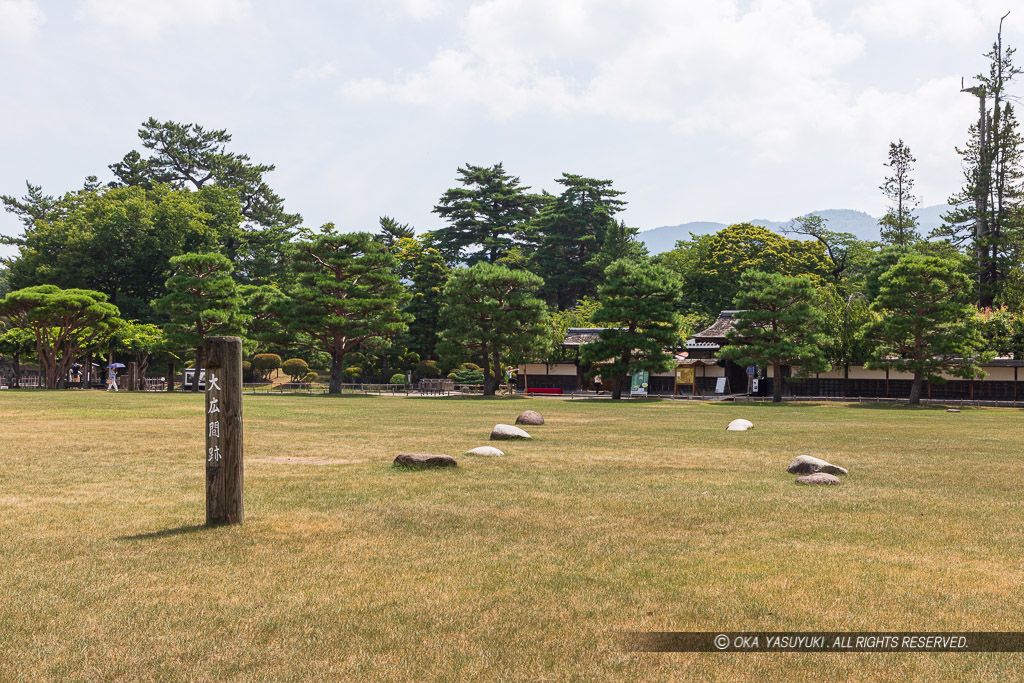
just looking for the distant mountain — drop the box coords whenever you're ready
[639,205,953,254]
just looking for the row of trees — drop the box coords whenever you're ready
[1,21,1022,400]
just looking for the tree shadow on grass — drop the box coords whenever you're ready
[117,524,210,541]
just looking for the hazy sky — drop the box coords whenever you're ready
[1,0,1021,257]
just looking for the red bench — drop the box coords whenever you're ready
[526,387,563,395]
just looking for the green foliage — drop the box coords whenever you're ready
[438,262,548,395]
[878,139,921,245]
[241,360,254,383]
[658,223,830,317]
[814,285,874,373]
[395,236,450,360]
[108,320,165,387]
[153,252,248,382]
[376,216,415,250]
[432,163,543,265]
[343,366,362,382]
[580,259,683,399]
[864,254,992,404]
[252,353,283,380]
[452,368,485,384]
[0,285,123,388]
[281,357,309,382]
[784,215,876,289]
[413,359,441,379]
[719,271,829,402]
[937,24,1024,307]
[529,174,628,308]
[3,184,242,321]
[301,371,319,383]
[389,372,408,385]
[976,307,1024,358]
[276,230,411,394]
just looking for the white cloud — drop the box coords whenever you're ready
[0,0,46,43]
[343,0,869,150]
[77,0,251,39]
[399,0,449,20]
[293,62,338,83]
[847,0,1008,43]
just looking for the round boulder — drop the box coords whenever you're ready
[515,410,544,426]
[726,419,754,432]
[393,453,458,468]
[795,472,842,486]
[787,455,848,476]
[491,424,532,440]
[465,446,505,457]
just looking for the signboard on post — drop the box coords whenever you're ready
[715,377,726,394]
[204,336,243,526]
[631,370,650,396]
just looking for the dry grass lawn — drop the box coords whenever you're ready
[0,392,1022,681]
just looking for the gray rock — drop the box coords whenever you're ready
[393,453,457,468]
[515,410,544,426]
[947,408,961,413]
[787,454,848,476]
[465,446,504,457]
[726,418,754,431]
[491,424,532,440]
[795,472,842,486]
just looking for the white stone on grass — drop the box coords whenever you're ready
[491,424,532,440]
[787,455,848,476]
[465,446,505,457]
[726,419,754,432]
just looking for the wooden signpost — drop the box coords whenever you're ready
[204,336,244,526]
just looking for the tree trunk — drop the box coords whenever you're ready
[191,346,203,392]
[484,349,501,396]
[329,353,344,394]
[909,372,923,406]
[772,362,783,403]
[13,353,20,388]
[167,361,175,392]
[611,375,624,400]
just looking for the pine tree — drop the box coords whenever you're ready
[276,230,411,394]
[580,259,683,400]
[878,139,921,245]
[432,163,542,265]
[437,263,547,396]
[864,254,990,405]
[153,252,248,391]
[529,174,627,309]
[718,271,829,403]
[938,17,1024,306]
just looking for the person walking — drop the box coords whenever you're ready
[106,366,119,392]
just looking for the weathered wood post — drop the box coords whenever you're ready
[167,361,175,392]
[204,336,244,526]
[126,362,138,392]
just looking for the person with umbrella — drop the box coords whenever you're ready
[106,363,125,392]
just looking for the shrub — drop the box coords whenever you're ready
[461,362,483,372]
[414,360,441,379]
[301,371,319,383]
[241,361,254,383]
[343,366,362,382]
[446,372,458,380]
[453,368,485,384]
[282,358,309,382]
[252,353,282,380]
[389,372,407,385]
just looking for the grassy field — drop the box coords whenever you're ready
[0,392,1021,681]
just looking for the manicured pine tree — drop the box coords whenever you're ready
[0,285,123,389]
[718,270,829,403]
[154,252,247,391]
[437,263,548,396]
[277,229,411,394]
[580,259,683,400]
[864,254,991,405]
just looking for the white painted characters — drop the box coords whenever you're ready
[207,445,221,463]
